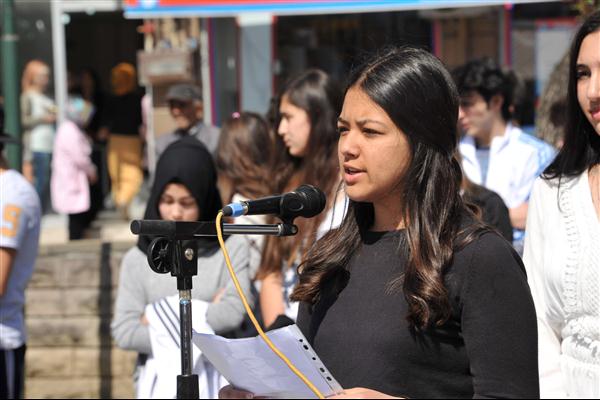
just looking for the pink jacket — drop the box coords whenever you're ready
[51,120,96,214]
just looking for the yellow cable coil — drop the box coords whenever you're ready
[215,211,325,399]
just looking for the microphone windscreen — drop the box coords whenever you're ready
[295,185,327,218]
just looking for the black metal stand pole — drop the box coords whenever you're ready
[177,290,198,399]
[174,241,199,400]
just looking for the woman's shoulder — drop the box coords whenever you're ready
[121,245,147,268]
[530,174,584,212]
[459,230,515,255]
[532,174,584,195]
[533,175,560,194]
[452,230,524,278]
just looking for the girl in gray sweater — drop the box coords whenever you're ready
[111,136,252,359]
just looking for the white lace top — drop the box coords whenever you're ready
[523,173,600,398]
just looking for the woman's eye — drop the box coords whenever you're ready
[576,67,590,80]
[160,197,173,205]
[363,128,381,136]
[337,126,348,135]
[180,200,197,209]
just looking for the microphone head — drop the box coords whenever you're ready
[285,184,326,219]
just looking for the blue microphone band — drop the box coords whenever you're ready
[222,202,247,217]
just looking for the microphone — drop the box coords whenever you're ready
[222,184,326,220]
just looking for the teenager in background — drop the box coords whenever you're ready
[454,58,556,253]
[257,69,347,329]
[216,111,274,279]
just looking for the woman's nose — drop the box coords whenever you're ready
[278,119,287,136]
[338,131,359,160]
[170,205,183,221]
[588,69,600,101]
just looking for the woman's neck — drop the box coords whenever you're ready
[372,196,405,232]
[589,164,600,222]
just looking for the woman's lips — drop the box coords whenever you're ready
[591,108,600,120]
[343,167,365,184]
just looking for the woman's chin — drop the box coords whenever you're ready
[344,187,373,203]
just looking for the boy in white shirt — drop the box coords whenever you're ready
[0,132,41,399]
[453,58,555,253]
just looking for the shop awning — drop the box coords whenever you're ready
[123,0,561,19]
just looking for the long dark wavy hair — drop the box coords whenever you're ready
[257,69,343,279]
[291,47,487,330]
[544,10,600,180]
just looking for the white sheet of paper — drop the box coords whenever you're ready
[192,324,343,399]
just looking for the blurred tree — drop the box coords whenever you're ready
[535,0,599,146]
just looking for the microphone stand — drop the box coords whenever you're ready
[130,220,298,400]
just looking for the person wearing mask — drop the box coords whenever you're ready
[20,59,56,212]
[220,46,539,400]
[523,11,600,399]
[0,132,41,399]
[50,96,97,240]
[257,69,347,329]
[453,58,556,253]
[111,136,252,396]
[155,83,220,159]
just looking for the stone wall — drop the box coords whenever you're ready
[24,240,138,399]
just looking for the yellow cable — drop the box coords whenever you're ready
[215,212,325,399]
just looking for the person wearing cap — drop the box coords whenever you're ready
[155,83,220,159]
[0,132,41,399]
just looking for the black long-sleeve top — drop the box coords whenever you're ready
[297,230,539,399]
[102,92,142,136]
[464,184,513,243]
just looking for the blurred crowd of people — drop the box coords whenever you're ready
[1,9,599,400]
[18,59,145,238]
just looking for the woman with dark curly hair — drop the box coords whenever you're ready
[221,47,539,399]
